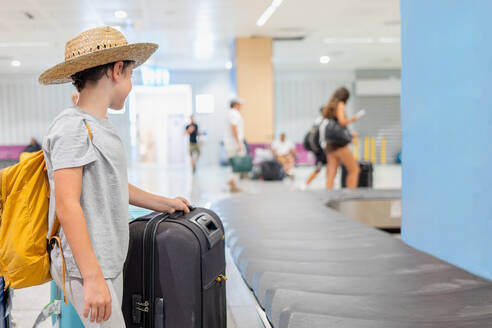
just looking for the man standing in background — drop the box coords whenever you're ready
[185,115,201,173]
[224,99,245,192]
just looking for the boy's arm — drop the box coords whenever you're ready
[54,167,111,323]
[128,183,190,214]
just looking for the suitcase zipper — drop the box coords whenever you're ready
[141,218,155,326]
[150,217,166,328]
[141,215,164,328]
[204,274,227,289]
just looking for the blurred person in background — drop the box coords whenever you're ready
[185,115,201,173]
[23,137,42,153]
[224,99,245,192]
[19,137,42,161]
[304,107,326,188]
[322,87,360,188]
[271,132,296,178]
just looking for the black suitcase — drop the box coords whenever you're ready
[341,161,373,188]
[261,160,285,181]
[122,208,227,328]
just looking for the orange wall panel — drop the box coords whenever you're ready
[235,37,274,143]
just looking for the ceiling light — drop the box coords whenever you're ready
[256,0,284,26]
[11,60,21,67]
[114,10,128,19]
[225,61,233,70]
[320,56,330,64]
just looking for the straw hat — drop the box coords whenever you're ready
[39,26,158,85]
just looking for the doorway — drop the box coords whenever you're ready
[129,85,193,167]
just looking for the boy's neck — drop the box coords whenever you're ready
[77,87,111,119]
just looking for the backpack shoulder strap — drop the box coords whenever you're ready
[85,122,93,141]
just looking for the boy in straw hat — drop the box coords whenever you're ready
[39,26,190,326]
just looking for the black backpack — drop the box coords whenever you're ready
[303,124,322,154]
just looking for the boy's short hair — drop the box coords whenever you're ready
[71,60,133,92]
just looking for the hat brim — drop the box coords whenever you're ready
[39,42,158,85]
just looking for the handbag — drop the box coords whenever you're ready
[324,119,352,147]
[229,156,253,173]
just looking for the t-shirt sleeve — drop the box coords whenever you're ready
[229,111,241,126]
[47,117,97,171]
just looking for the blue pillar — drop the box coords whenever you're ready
[401,0,492,279]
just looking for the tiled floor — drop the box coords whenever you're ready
[9,163,401,327]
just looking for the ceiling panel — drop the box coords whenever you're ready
[0,0,401,73]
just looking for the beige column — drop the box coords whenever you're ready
[235,37,274,144]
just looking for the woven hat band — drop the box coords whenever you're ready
[64,26,128,61]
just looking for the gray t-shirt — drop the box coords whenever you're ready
[43,107,129,279]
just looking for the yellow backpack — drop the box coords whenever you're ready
[0,150,61,290]
[0,124,91,300]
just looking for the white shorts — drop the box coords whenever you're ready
[50,263,126,328]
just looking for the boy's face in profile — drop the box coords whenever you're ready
[110,62,134,110]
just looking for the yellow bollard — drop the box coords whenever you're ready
[363,137,369,161]
[353,137,359,161]
[371,137,376,164]
[380,137,387,164]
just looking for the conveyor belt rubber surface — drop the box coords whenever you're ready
[211,189,492,327]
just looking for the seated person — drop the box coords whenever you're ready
[19,138,42,161]
[271,133,296,177]
[23,138,41,153]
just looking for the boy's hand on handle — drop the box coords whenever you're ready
[83,273,112,323]
[166,197,190,214]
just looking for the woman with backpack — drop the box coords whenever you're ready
[322,87,361,189]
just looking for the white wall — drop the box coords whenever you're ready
[0,74,73,145]
[274,70,356,143]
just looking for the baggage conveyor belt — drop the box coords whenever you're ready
[211,189,492,328]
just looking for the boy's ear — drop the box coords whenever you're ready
[110,61,125,81]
